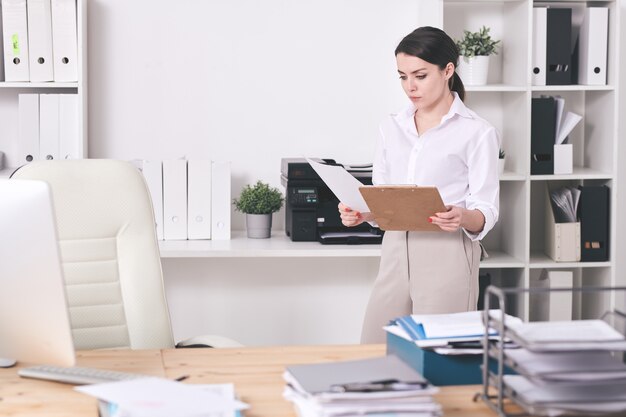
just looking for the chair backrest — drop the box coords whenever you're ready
[12,159,175,350]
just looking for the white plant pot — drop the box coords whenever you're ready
[457,55,490,86]
[246,213,272,239]
[498,158,505,175]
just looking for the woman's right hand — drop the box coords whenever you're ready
[338,202,373,227]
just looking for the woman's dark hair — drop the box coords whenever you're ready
[395,26,465,101]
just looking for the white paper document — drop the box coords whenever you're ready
[76,378,248,417]
[554,97,582,145]
[505,349,626,383]
[305,158,370,213]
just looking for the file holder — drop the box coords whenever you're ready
[553,144,572,175]
[544,186,580,262]
[479,285,626,417]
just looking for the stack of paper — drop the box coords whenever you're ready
[76,378,248,417]
[494,319,626,416]
[384,310,522,355]
[283,355,441,417]
[505,319,626,352]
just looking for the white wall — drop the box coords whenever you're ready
[87,0,422,345]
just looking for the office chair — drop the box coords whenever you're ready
[12,159,242,350]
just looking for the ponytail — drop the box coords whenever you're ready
[449,71,465,102]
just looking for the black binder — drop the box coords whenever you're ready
[577,185,609,262]
[531,97,556,175]
[546,8,572,85]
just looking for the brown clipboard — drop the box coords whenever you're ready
[359,185,446,231]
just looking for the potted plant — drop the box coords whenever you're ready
[455,26,500,86]
[498,148,506,175]
[233,180,284,238]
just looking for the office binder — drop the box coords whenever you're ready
[531,97,556,175]
[141,160,164,241]
[2,0,30,81]
[18,94,39,163]
[211,161,231,240]
[577,8,608,85]
[187,159,212,240]
[532,8,547,86]
[59,94,79,159]
[578,185,609,262]
[50,0,78,82]
[39,94,60,160]
[163,159,188,240]
[546,8,572,85]
[27,0,55,82]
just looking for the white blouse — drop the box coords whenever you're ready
[373,93,500,241]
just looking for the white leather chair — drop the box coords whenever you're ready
[12,159,242,350]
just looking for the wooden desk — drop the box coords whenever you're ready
[0,345,493,417]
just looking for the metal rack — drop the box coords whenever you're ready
[479,286,626,417]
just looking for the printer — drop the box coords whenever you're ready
[280,158,383,244]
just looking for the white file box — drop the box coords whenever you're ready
[554,144,573,175]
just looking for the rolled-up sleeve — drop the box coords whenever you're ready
[464,126,500,241]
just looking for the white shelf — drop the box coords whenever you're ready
[465,84,527,92]
[160,233,526,265]
[0,82,78,89]
[481,251,526,268]
[531,85,615,92]
[500,171,526,181]
[159,231,382,258]
[529,252,613,269]
[530,167,613,181]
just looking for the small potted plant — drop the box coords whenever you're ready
[233,180,284,238]
[498,148,506,175]
[455,26,500,85]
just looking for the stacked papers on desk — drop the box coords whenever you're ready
[283,355,441,417]
[504,349,626,384]
[504,375,626,416]
[505,319,626,352]
[77,378,248,417]
[384,310,522,354]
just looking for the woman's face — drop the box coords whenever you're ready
[396,52,454,110]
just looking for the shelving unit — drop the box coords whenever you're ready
[0,0,87,178]
[437,0,621,321]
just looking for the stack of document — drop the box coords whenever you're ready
[493,319,626,415]
[77,378,248,417]
[283,355,441,417]
[384,310,522,355]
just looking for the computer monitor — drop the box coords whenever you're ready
[0,179,75,366]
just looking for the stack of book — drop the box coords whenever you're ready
[492,318,626,415]
[283,355,441,417]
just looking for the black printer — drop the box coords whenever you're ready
[280,158,383,244]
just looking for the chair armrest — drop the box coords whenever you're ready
[175,334,244,349]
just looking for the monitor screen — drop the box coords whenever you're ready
[0,179,75,366]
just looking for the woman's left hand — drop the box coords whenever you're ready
[429,205,463,232]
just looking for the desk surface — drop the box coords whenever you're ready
[0,344,494,417]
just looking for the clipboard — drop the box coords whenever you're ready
[359,185,446,231]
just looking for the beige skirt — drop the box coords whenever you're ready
[360,230,480,344]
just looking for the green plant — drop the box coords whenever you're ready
[456,26,500,57]
[499,148,506,159]
[233,180,284,214]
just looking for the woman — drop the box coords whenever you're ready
[339,27,500,343]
